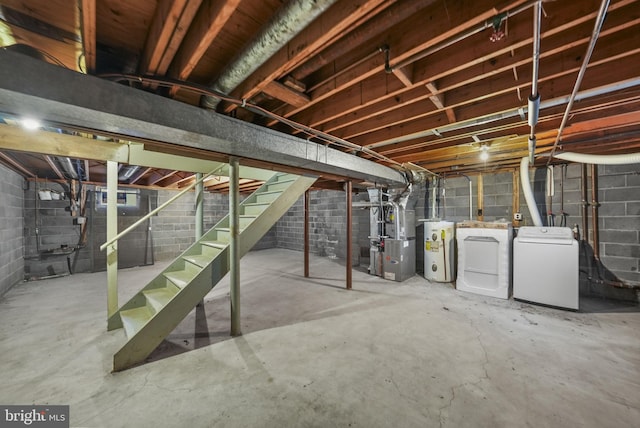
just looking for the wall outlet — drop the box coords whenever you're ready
[514,212,523,221]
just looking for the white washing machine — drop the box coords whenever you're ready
[513,226,579,310]
[423,220,455,282]
[456,221,513,299]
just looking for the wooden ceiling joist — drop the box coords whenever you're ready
[262,81,310,108]
[222,0,391,113]
[80,0,96,74]
[139,0,203,79]
[168,0,242,95]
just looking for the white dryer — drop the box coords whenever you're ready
[456,221,513,299]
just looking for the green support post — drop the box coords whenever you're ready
[106,161,118,320]
[229,157,241,336]
[195,172,204,240]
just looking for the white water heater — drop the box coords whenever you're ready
[423,220,455,282]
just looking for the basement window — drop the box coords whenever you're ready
[96,188,140,208]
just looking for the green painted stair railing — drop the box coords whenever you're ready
[109,172,316,371]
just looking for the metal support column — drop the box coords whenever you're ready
[590,164,600,259]
[195,172,204,240]
[477,174,484,220]
[106,160,118,320]
[581,164,589,242]
[346,181,353,290]
[229,157,241,336]
[195,172,204,307]
[304,189,310,278]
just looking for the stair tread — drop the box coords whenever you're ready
[216,227,245,232]
[163,270,196,288]
[183,254,213,268]
[120,306,154,339]
[271,178,296,184]
[243,202,270,206]
[256,189,283,195]
[143,287,177,311]
[201,240,228,249]
[239,214,257,218]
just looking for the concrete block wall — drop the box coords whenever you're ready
[0,164,24,296]
[154,190,276,261]
[595,164,640,285]
[23,184,276,276]
[23,181,91,278]
[276,190,360,266]
[416,164,638,301]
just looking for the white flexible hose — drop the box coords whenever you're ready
[520,156,543,226]
[553,152,640,165]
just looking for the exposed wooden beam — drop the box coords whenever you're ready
[393,64,414,87]
[140,0,202,78]
[350,49,640,148]
[129,167,153,185]
[147,170,178,186]
[84,159,91,181]
[0,125,129,162]
[168,0,241,95]
[291,0,436,81]
[0,152,36,178]
[80,0,96,74]
[425,82,444,108]
[222,0,391,113]
[262,81,310,108]
[44,155,65,180]
[270,0,511,120]
[425,81,456,122]
[291,0,635,136]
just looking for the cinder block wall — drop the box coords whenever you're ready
[276,190,360,266]
[0,164,24,296]
[152,190,276,261]
[416,164,639,301]
[594,164,640,287]
[23,181,92,278]
[22,185,277,276]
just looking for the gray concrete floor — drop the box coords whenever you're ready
[1,248,639,427]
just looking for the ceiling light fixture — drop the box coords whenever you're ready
[20,117,41,130]
[479,143,489,161]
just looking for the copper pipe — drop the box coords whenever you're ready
[304,189,310,278]
[346,181,353,290]
[581,164,589,242]
[590,164,600,259]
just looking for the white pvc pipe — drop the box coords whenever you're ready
[553,152,640,165]
[520,156,543,226]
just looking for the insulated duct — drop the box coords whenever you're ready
[553,152,640,165]
[56,157,78,179]
[201,0,338,109]
[520,156,543,226]
[118,165,140,181]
